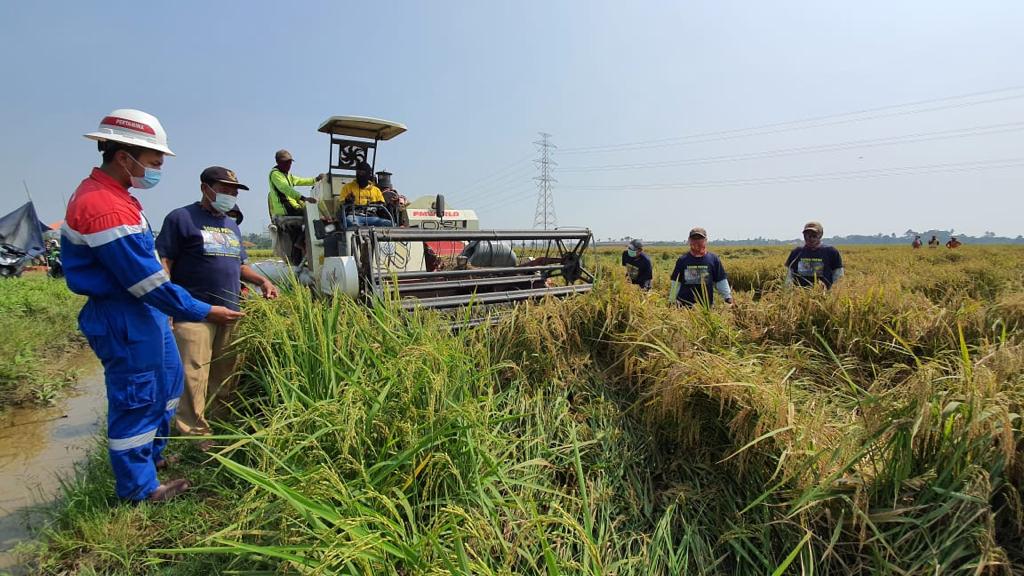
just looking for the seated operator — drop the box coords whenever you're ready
[338,161,393,227]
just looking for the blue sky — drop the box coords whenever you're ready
[2,1,1022,241]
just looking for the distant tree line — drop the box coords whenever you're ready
[243,232,273,249]
[600,230,1024,246]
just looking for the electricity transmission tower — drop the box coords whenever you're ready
[532,132,557,230]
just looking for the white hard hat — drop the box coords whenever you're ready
[83,108,175,156]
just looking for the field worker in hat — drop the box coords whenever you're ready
[157,167,279,451]
[669,227,733,307]
[785,221,844,288]
[338,161,394,227]
[621,238,653,290]
[63,109,243,503]
[267,149,321,264]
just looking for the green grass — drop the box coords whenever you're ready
[21,245,1024,574]
[0,274,86,409]
[246,248,274,260]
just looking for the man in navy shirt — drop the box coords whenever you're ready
[621,238,653,290]
[785,221,844,288]
[670,227,733,307]
[157,167,278,450]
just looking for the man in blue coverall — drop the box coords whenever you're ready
[63,109,243,502]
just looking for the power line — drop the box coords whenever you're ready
[465,151,550,213]
[452,86,1024,211]
[560,85,1024,155]
[564,94,1024,155]
[558,120,1024,172]
[560,157,1024,191]
[464,119,1024,213]
[476,156,1024,215]
[450,163,535,209]
[450,163,536,207]
[470,184,536,212]
[469,86,1024,216]
[532,133,557,230]
[474,157,1024,216]
[474,190,542,221]
[447,153,533,203]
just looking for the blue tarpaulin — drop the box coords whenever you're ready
[0,202,48,258]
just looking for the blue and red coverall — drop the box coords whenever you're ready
[62,168,212,501]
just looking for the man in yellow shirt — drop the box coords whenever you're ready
[338,162,393,227]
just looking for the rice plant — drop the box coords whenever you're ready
[27,245,1024,575]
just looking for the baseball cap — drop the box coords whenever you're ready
[803,221,824,235]
[275,149,294,163]
[200,166,249,190]
[627,238,643,250]
[688,227,707,239]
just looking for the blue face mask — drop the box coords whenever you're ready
[125,154,162,189]
[212,192,237,213]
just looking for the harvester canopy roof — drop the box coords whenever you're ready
[318,116,407,140]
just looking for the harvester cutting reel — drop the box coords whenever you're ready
[353,228,596,316]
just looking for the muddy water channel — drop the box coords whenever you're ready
[0,353,105,571]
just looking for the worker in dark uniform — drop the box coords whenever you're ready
[669,227,733,307]
[621,238,653,290]
[785,221,844,288]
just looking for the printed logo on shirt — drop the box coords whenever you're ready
[796,258,825,277]
[201,226,241,258]
[683,265,710,285]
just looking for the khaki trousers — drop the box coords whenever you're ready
[172,321,239,436]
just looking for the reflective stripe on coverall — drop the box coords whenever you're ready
[78,299,183,499]
[62,168,211,500]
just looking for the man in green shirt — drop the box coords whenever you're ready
[267,149,321,263]
[267,149,320,216]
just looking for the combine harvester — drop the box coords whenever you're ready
[255,116,595,324]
